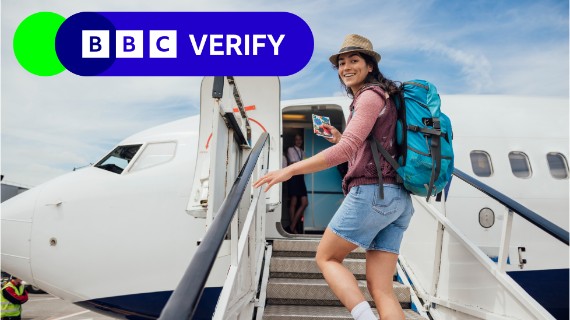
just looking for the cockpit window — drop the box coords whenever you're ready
[95,145,142,174]
[129,142,177,172]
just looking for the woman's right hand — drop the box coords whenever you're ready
[322,124,341,144]
[253,167,294,192]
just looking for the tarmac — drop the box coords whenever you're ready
[20,293,115,320]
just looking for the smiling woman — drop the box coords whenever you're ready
[254,34,411,320]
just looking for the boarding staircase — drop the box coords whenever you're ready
[157,77,569,320]
[263,239,424,320]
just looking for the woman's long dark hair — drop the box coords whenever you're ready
[334,52,401,99]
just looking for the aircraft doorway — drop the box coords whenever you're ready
[281,106,346,235]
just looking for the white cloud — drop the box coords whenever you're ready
[3,163,68,187]
[491,44,569,96]
[420,41,493,93]
[18,149,87,165]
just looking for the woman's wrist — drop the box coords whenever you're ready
[286,163,299,176]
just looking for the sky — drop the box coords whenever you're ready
[1,0,569,186]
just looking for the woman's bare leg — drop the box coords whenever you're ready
[291,196,308,234]
[289,196,298,233]
[316,228,366,311]
[366,250,405,320]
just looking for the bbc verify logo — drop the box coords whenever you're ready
[14,11,313,77]
[82,31,285,59]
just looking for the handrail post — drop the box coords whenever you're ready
[430,190,445,300]
[231,211,239,267]
[440,189,446,216]
[498,207,514,273]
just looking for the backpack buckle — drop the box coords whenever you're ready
[432,118,440,130]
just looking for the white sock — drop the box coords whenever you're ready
[350,301,377,320]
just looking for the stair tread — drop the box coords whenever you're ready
[271,257,364,262]
[267,278,410,303]
[270,257,396,276]
[270,257,366,275]
[269,278,406,287]
[263,305,425,320]
[273,239,366,253]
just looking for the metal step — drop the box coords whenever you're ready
[273,239,366,259]
[266,278,410,308]
[269,256,396,280]
[263,305,425,320]
[273,239,364,253]
[272,251,365,259]
[270,257,367,280]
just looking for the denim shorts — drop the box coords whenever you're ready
[328,183,414,254]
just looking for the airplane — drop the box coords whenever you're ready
[1,77,568,319]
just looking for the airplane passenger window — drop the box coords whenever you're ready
[546,153,569,180]
[508,152,532,179]
[129,142,177,172]
[95,145,142,174]
[470,151,493,177]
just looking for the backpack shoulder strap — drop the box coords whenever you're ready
[369,138,384,199]
[368,135,401,200]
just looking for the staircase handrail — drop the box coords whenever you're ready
[158,132,270,320]
[453,168,569,245]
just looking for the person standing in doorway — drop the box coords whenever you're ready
[286,134,308,234]
[254,34,414,320]
[1,276,28,320]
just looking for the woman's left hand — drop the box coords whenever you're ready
[253,167,294,192]
[322,124,341,144]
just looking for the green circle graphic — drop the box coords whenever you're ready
[13,12,66,76]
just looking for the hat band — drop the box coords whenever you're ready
[338,46,365,53]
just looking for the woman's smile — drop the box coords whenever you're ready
[343,73,355,80]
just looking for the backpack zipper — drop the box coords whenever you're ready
[403,97,430,111]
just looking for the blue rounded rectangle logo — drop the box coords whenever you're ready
[43,12,314,76]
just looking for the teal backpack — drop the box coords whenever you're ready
[368,80,454,202]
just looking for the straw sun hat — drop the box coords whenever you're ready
[329,34,381,65]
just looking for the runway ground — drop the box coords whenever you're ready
[21,293,115,320]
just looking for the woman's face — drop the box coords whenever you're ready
[338,52,372,93]
[294,135,303,147]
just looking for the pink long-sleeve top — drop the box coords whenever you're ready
[322,85,399,195]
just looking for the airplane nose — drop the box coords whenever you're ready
[1,185,43,285]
